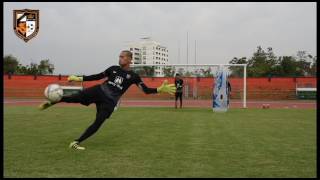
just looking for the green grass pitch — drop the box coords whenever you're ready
[4,106,316,178]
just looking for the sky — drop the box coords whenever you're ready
[3,2,317,75]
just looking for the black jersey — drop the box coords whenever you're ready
[175,79,183,93]
[227,81,231,94]
[83,65,157,104]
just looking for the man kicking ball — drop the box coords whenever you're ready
[38,50,176,150]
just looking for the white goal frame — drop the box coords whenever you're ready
[130,64,247,108]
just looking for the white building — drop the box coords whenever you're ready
[125,37,169,77]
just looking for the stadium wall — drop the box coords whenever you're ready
[3,75,317,100]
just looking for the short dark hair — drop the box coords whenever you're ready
[122,50,132,59]
[176,73,180,77]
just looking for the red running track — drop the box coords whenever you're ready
[3,99,316,109]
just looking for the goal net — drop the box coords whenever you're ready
[117,64,247,108]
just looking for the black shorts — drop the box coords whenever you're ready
[77,85,116,108]
[175,92,183,100]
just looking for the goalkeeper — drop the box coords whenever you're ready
[38,50,176,150]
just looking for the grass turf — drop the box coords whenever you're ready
[4,106,316,178]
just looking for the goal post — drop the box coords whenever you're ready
[129,63,247,108]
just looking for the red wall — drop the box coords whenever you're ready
[3,75,317,100]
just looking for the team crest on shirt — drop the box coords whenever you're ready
[13,9,39,42]
[126,74,131,79]
[114,76,123,85]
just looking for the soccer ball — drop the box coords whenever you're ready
[44,84,64,102]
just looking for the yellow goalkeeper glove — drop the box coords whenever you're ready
[67,75,83,82]
[157,80,176,95]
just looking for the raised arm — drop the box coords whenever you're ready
[135,75,176,95]
[135,76,158,94]
[68,66,114,82]
[83,71,108,81]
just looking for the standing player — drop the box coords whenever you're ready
[227,80,232,108]
[174,73,184,108]
[38,50,176,150]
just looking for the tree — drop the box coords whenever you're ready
[163,66,175,77]
[279,56,301,77]
[38,59,54,75]
[16,63,28,74]
[295,51,314,76]
[270,57,285,77]
[266,47,278,77]
[247,46,278,77]
[142,66,155,77]
[28,63,39,75]
[310,56,317,76]
[228,57,247,77]
[228,47,317,77]
[199,67,213,77]
[4,56,56,75]
[4,55,19,74]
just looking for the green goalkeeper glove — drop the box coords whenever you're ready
[67,75,83,82]
[157,80,176,95]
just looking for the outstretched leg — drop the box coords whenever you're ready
[75,103,113,143]
[38,85,101,110]
[38,92,83,110]
[60,92,84,103]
